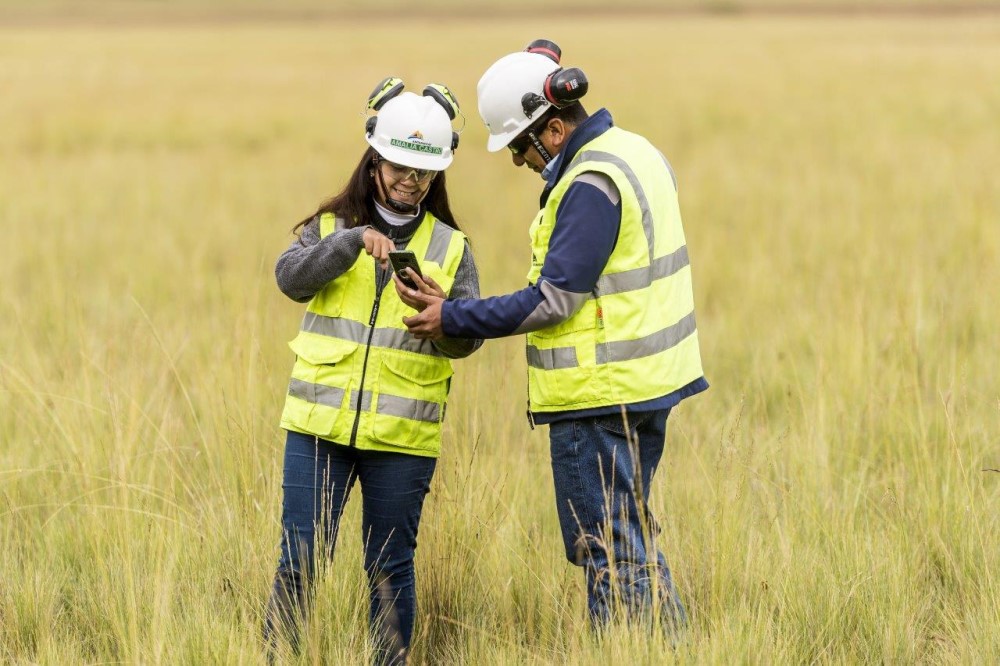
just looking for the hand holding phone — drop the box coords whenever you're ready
[388,251,422,290]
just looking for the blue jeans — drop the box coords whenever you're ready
[549,408,686,628]
[271,430,436,663]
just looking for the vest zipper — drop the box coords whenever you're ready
[349,265,389,447]
[525,346,535,430]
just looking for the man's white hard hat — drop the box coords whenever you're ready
[366,92,454,170]
[477,51,561,152]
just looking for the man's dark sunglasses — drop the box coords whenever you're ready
[507,121,546,156]
[508,131,534,156]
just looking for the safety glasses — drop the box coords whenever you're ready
[507,130,535,156]
[381,160,436,184]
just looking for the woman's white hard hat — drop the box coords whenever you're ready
[366,92,454,170]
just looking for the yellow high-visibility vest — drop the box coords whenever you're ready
[279,212,467,456]
[526,127,704,413]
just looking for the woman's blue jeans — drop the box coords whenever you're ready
[271,429,436,663]
[548,408,687,628]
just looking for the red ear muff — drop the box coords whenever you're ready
[522,40,588,111]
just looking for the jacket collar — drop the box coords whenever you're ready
[540,108,614,204]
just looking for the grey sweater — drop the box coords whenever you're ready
[275,210,483,359]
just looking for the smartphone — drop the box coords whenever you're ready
[388,250,423,289]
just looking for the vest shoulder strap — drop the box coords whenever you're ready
[318,213,347,239]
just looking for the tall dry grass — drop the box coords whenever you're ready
[1,13,998,665]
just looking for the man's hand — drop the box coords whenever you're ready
[362,227,395,268]
[393,270,445,340]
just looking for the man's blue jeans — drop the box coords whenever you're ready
[549,408,687,628]
[271,430,436,663]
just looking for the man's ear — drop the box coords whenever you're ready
[546,118,568,149]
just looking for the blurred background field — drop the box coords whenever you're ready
[3,0,1000,22]
[1,3,999,664]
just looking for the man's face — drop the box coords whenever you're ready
[507,123,551,174]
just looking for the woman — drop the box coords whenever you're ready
[264,79,481,664]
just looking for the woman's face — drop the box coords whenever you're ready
[374,159,437,210]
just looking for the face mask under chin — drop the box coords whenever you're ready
[374,159,427,214]
[383,196,419,214]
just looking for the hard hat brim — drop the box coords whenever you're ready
[367,136,453,170]
[486,129,520,153]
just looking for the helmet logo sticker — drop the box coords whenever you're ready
[390,130,443,155]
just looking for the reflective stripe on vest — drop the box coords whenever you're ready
[300,311,443,357]
[565,149,690,298]
[288,379,440,423]
[526,311,697,370]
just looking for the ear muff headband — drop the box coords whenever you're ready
[422,84,459,120]
[525,39,561,63]
[423,83,462,151]
[365,77,405,138]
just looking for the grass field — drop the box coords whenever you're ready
[1,8,999,665]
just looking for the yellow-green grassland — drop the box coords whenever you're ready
[1,3,998,664]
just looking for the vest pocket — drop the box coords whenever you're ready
[281,338,360,440]
[528,364,601,407]
[369,353,453,452]
[527,323,604,408]
[288,334,359,366]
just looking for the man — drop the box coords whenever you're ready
[394,41,708,628]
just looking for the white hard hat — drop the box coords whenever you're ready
[366,92,455,170]
[477,51,560,152]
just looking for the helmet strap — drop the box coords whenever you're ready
[527,130,552,164]
[373,156,426,215]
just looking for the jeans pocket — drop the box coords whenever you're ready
[593,410,653,437]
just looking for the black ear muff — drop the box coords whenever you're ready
[367,76,405,111]
[451,132,459,151]
[365,115,377,138]
[543,67,588,107]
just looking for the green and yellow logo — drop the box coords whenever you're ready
[390,138,442,155]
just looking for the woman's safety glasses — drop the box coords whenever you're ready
[381,160,436,184]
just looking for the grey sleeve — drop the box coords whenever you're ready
[431,240,484,359]
[511,280,591,335]
[274,217,369,303]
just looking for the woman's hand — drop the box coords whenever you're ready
[362,228,395,268]
[393,270,445,312]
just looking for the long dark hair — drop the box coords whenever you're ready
[292,146,461,238]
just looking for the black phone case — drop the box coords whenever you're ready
[389,252,421,288]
